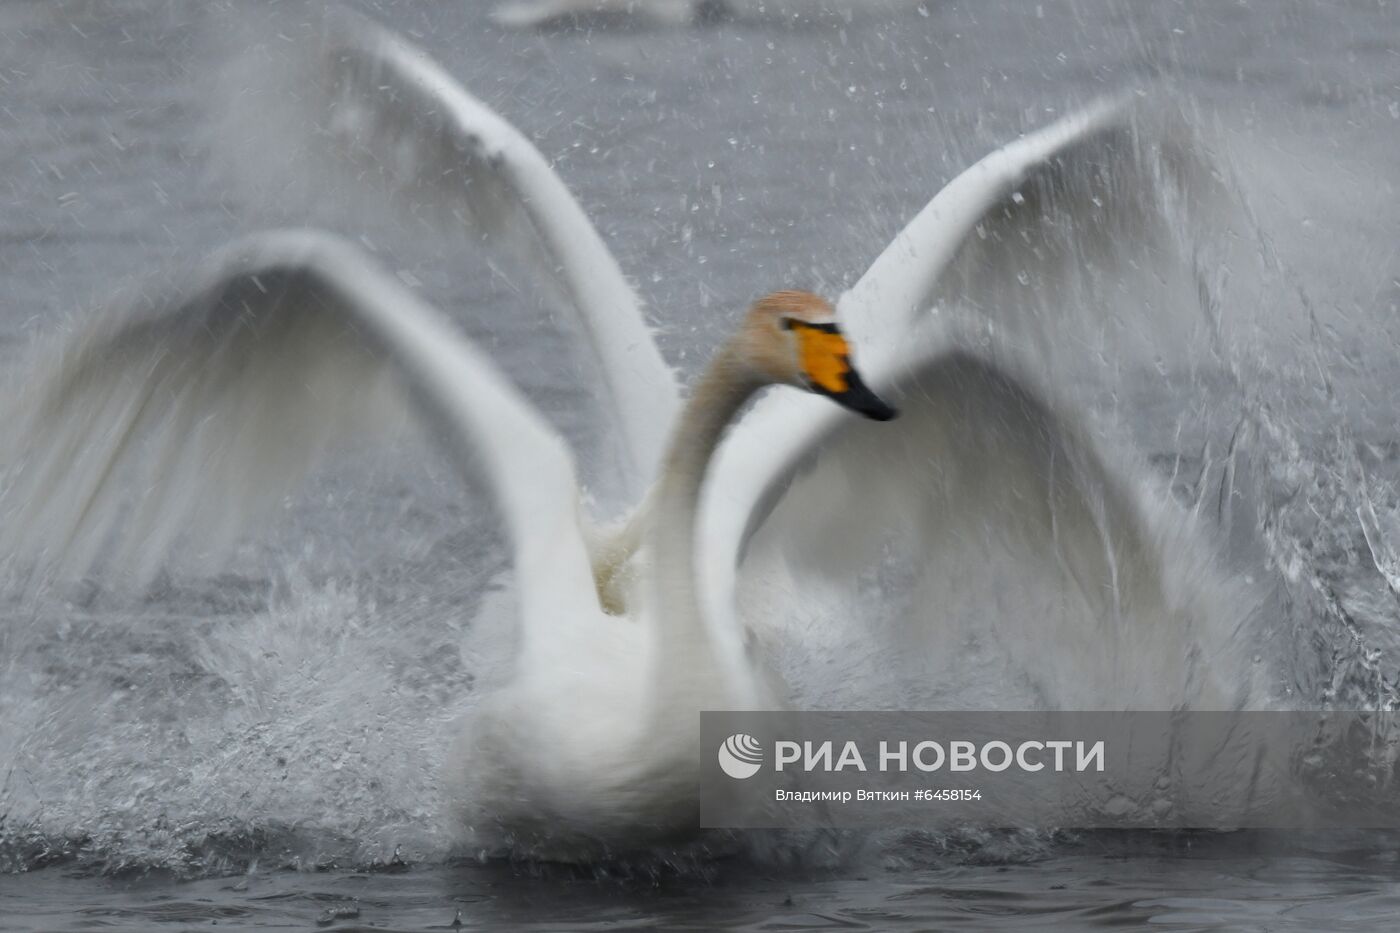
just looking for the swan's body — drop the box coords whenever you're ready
[452,292,894,855]
[0,13,1259,860]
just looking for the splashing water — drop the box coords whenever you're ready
[2,1,1400,887]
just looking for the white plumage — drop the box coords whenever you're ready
[0,13,1258,860]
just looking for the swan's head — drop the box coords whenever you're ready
[742,290,898,421]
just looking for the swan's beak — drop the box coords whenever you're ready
[824,366,899,421]
[784,319,899,422]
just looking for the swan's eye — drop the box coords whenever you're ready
[782,318,852,395]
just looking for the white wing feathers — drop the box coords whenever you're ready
[0,230,597,617]
[839,93,1138,352]
[703,96,1151,582]
[212,11,678,494]
[700,99,1141,647]
[740,338,1247,710]
[698,98,1246,708]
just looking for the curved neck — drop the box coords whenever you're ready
[649,338,765,687]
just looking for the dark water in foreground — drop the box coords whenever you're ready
[7,834,1400,931]
[4,0,1400,928]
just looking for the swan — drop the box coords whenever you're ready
[487,0,916,29]
[0,14,1259,860]
[491,0,724,29]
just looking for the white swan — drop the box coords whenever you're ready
[488,0,916,29]
[0,15,1258,860]
[491,0,716,29]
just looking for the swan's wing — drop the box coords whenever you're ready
[699,98,1249,708]
[837,93,1221,360]
[0,230,598,621]
[704,334,1251,711]
[706,95,1205,562]
[211,11,678,496]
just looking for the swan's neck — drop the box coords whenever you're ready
[650,338,764,689]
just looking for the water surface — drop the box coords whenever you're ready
[3,0,1400,928]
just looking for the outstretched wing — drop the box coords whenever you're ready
[837,93,1225,365]
[0,230,598,624]
[738,337,1252,711]
[210,11,678,498]
[698,98,1254,710]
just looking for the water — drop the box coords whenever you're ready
[3,0,1400,928]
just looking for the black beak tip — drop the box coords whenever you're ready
[823,376,899,422]
[864,402,899,422]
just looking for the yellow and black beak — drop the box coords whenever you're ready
[782,318,898,422]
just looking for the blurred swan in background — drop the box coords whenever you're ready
[0,12,1261,857]
[492,0,723,29]
[490,0,918,29]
